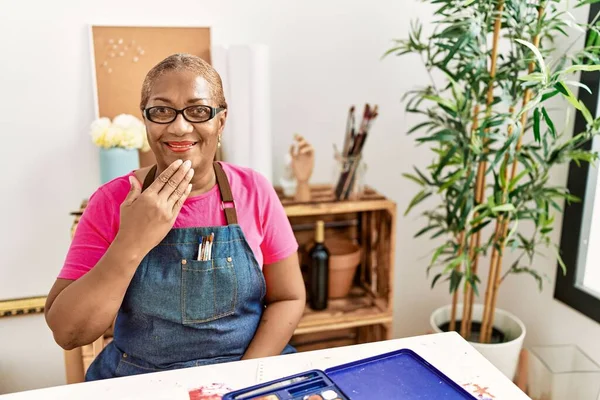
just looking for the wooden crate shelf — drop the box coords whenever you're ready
[275,185,392,217]
[295,287,392,335]
[278,184,396,350]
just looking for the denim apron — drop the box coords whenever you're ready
[86,162,294,380]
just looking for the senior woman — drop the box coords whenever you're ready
[45,53,306,380]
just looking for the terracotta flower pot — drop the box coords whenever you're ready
[325,238,361,299]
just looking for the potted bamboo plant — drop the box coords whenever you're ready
[385,0,600,380]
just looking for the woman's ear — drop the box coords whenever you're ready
[217,109,227,134]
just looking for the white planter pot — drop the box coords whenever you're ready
[430,303,526,381]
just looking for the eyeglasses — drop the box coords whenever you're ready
[143,105,225,124]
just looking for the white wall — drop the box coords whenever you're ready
[0,0,598,395]
[0,316,64,394]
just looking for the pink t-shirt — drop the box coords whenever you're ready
[59,162,298,280]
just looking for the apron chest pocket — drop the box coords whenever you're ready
[181,257,237,324]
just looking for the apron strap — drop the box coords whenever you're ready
[213,161,238,225]
[140,162,238,225]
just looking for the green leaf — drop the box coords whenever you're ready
[442,35,468,65]
[510,266,544,291]
[555,81,594,125]
[509,169,529,192]
[430,243,451,265]
[580,100,594,125]
[470,206,491,225]
[533,108,541,142]
[431,228,449,240]
[515,38,547,77]
[588,28,600,49]
[381,45,406,59]
[499,160,508,193]
[403,173,426,186]
[554,81,570,97]
[518,72,546,82]
[455,197,474,231]
[434,146,458,178]
[470,278,480,297]
[541,90,559,102]
[554,245,567,275]
[541,107,556,138]
[565,80,593,95]
[555,82,583,111]
[439,168,465,192]
[408,121,434,134]
[443,254,466,274]
[507,218,519,243]
[422,95,457,112]
[548,198,562,212]
[414,167,433,186]
[487,192,497,209]
[405,190,432,216]
[487,134,518,175]
[414,225,438,238]
[431,273,443,289]
[520,94,542,117]
[492,204,516,213]
[468,219,491,235]
[449,269,463,294]
[576,0,600,8]
[416,129,457,143]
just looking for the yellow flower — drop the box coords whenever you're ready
[89,114,149,150]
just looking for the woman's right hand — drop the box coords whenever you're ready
[116,159,194,256]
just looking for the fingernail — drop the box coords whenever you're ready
[183,160,192,168]
[188,168,195,176]
[175,159,183,166]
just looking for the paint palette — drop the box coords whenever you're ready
[223,349,476,400]
[222,369,347,400]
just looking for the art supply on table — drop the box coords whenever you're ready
[188,382,233,400]
[334,104,378,200]
[231,373,315,399]
[222,348,476,400]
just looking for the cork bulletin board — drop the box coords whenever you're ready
[90,26,212,120]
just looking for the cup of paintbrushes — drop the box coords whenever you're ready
[333,149,365,200]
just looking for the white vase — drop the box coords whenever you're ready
[430,303,526,381]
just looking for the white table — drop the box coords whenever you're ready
[0,332,529,399]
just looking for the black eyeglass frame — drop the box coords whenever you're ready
[143,105,226,124]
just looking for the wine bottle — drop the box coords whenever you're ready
[308,220,329,310]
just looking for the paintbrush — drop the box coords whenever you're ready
[364,105,378,134]
[207,233,214,260]
[342,105,355,156]
[358,103,370,136]
[336,104,379,199]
